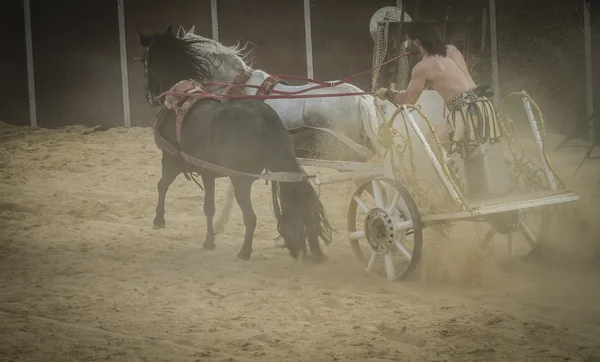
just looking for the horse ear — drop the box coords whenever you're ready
[165,25,173,35]
[177,25,185,38]
[187,25,196,35]
[138,29,153,47]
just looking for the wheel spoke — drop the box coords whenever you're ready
[383,252,396,281]
[372,180,385,208]
[519,221,538,248]
[394,220,413,233]
[479,227,496,248]
[387,190,401,214]
[394,240,412,261]
[353,196,370,213]
[395,197,411,220]
[365,251,377,272]
[349,230,365,240]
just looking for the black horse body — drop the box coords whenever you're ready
[141,26,332,262]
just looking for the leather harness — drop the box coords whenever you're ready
[224,69,285,96]
[152,71,374,182]
[153,79,313,183]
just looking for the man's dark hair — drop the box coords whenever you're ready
[405,21,448,57]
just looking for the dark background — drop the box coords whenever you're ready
[1,0,598,138]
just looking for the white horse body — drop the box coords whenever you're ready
[243,70,376,143]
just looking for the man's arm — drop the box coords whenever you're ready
[375,62,427,105]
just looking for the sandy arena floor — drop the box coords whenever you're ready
[1,121,599,362]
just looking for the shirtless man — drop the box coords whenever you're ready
[374,21,501,153]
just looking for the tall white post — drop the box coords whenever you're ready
[584,0,594,138]
[117,0,131,128]
[23,0,37,127]
[211,0,219,41]
[303,0,314,78]
[489,0,500,106]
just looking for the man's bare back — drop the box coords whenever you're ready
[417,45,477,102]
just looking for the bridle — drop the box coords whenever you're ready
[138,47,162,106]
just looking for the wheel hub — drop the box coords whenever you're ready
[488,210,520,234]
[364,208,395,255]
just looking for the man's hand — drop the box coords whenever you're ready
[374,87,389,100]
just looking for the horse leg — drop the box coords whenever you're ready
[232,178,256,261]
[153,157,181,229]
[201,175,217,250]
[307,228,325,265]
[295,224,310,265]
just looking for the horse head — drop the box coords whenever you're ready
[170,30,254,92]
[137,25,212,106]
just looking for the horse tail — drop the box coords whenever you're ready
[214,181,234,235]
[263,109,334,259]
[271,180,282,221]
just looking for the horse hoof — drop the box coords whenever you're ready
[203,242,216,251]
[522,246,543,263]
[153,222,166,230]
[301,253,312,265]
[311,253,327,265]
[214,223,226,235]
[237,251,251,261]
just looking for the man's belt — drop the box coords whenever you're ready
[446,85,495,112]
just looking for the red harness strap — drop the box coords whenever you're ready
[164,79,214,143]
[152,108,179,157]
[223,69,253,96]
[256,75,283,96]
[225,69,284,97]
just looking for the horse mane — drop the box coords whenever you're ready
[176,26,254,74]
[145,25,253,87]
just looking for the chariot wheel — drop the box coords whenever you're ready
[477,202,555,262]
[347,177,423,281]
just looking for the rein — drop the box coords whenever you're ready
[154,52,411,102]
[268,51,411,88]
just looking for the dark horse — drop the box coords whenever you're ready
[138,26,333,263]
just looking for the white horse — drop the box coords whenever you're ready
[172,26,451,234]
[177,26,378,146]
